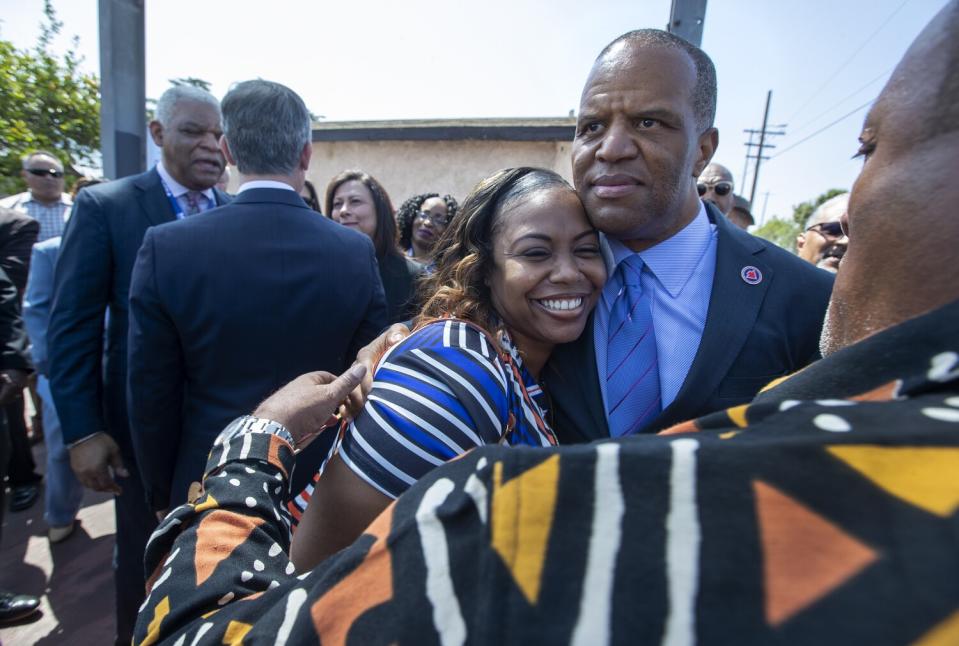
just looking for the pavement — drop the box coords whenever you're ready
[1,441,117,645]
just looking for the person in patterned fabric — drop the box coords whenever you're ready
[135,4,959,644]
[288,167,606,569]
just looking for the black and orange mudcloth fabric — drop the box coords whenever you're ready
[135,301,959,645]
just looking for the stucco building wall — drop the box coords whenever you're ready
[307,139,572,205]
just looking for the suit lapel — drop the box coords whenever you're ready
[656,207,771,429]
[545,312,610,442]
[134,169,176,227]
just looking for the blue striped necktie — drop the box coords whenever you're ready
[605,254,661,436]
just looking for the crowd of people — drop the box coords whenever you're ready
[0,4,956,644]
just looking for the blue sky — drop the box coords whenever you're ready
[0,0,946,224]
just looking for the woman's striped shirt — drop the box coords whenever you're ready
[291,319,556,512]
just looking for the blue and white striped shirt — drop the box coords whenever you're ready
[594,201,718,413]
[289,320,554,512]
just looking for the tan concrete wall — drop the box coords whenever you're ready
[305,139,572,207]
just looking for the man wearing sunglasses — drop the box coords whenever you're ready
[797,193,849,273]
[0,151,72,242]
[696,162,735,216]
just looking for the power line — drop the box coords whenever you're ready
[771,98,874,159]
[789,66,892,137]
[786,0,909,124]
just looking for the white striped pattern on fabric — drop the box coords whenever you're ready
[412,349,502,430]
[372,382,485,447]
[367,394,470,456]
[662,438,701,646]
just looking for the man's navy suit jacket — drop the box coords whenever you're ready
[544,203,834,443]
[48,168,230,456]
[127,187,389,510]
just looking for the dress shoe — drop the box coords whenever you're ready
[10,483,40,511]
[48,521,76,544]
[0,591,40,624]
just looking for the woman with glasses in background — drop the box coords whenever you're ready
[325,171,423,323]
[395,192,459,265]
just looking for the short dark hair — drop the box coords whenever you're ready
[395,193,460,251]
[21,150,63,170]
[419,168,575,331]
[221,80,311,175]
[598,29,717,131]
[323,170,397,259]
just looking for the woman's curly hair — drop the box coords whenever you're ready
[396,193,459,252]
[416,167,574,333]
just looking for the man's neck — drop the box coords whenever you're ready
[237,173,300,192]
[29,192,61,207]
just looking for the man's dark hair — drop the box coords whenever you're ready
[598,29,717,131]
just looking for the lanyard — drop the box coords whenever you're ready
[158,176,211,220]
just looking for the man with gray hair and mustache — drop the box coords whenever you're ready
[797,192,850,273]
[48,84,230,644]
[127,80,387,524]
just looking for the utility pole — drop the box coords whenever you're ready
[667,0,708,46]
[99,0,146,179]
[743,90,786,207]
[740,130,754,194]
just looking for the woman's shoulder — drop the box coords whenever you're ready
[383,318,506,375]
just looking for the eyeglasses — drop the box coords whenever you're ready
[417,211,450,226]
[806,221,845,238]
[697,181,732,197]
[26,168,64,179]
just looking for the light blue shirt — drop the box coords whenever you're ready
[594,201,718,414]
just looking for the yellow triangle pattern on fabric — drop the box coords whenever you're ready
[491,455,560,605]
[222,619,253,645]
[194,493,219,513]
[827,446,959,517]
[139,595,170,646]
[726,404,749,428]
[912,609,959,646]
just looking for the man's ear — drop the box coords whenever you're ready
[692,127,719,177]
[148,121,163,147]
[796,233,806,252]
[299,141,312,171]
[219,136,237,167]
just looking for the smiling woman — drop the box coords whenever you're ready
[289,167,606,570]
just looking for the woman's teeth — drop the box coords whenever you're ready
[538,297,583,312]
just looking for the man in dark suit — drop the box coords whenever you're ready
[543,29,833,442]
[0,207,40,511]
[127,80,388,515]
[0,264,41,625]
[47,85,229,644]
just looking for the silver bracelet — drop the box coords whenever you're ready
[218,415,296,450]
[66,431,106,450]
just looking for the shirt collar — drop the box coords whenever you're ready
[604,200,714,298]
[22,192,71,206]
[237,180,296,193]
[156,162,216,203]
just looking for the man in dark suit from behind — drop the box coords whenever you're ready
[0,207,40,512]
[544,29,834,441]
[127,80,388,517]
[47,85,229,644]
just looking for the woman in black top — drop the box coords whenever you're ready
[324,170,423,323]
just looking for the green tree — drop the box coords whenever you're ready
[753,188,848,252]
[0,1,100,196]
